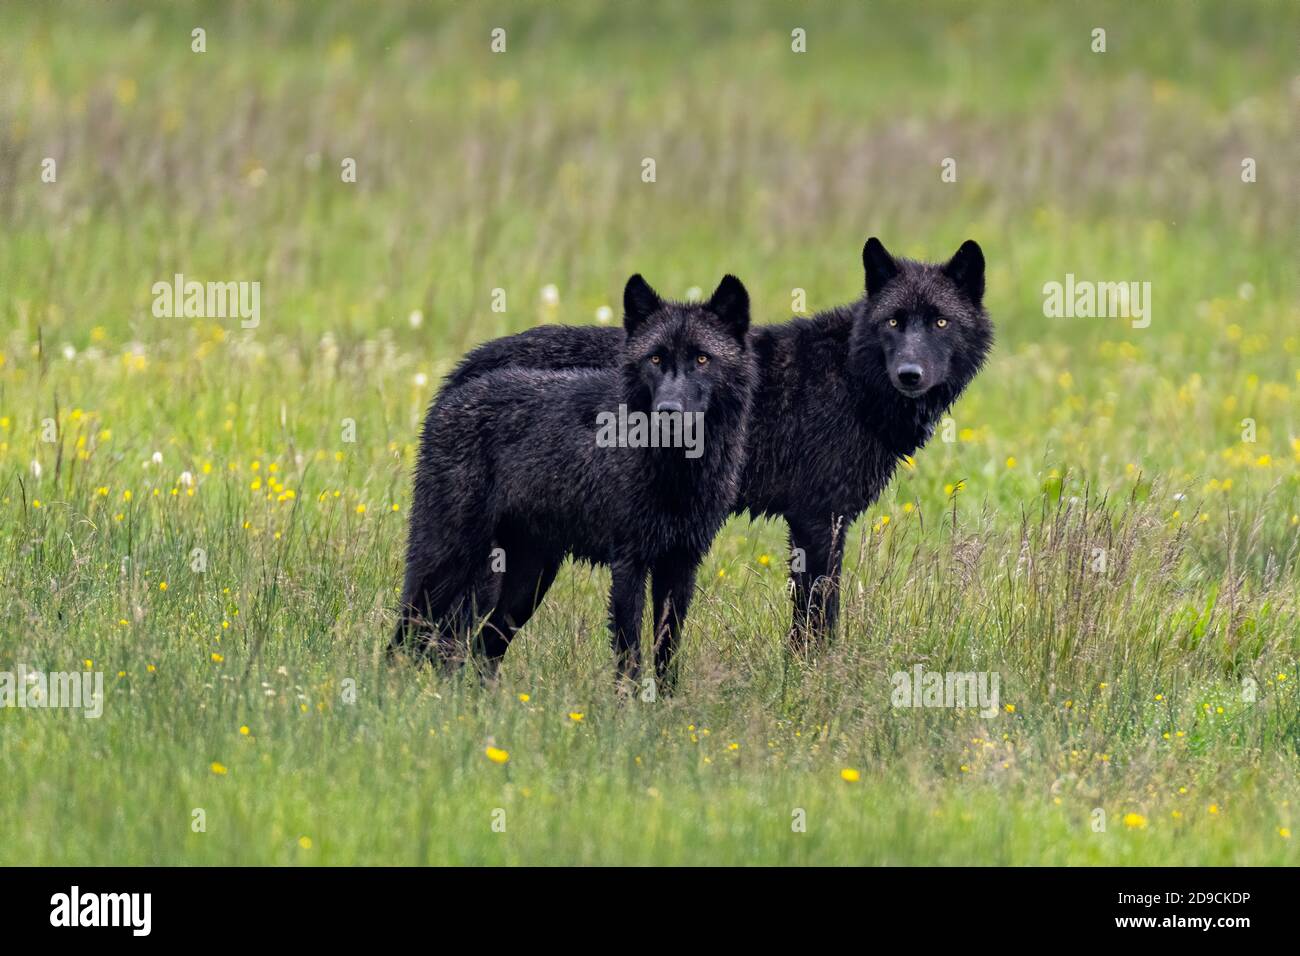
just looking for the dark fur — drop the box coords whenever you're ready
[446,239,993,648]
[393,275,756,689]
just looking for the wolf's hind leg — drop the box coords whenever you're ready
[391,523,495,666]
[476,540,562,676]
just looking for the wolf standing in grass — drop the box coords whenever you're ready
[447,239,993,648]
[393,274,756,689]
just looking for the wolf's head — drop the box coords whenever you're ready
[851,237,992,402]
[620,273,752,418]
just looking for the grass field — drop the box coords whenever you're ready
[1,0,1297,865]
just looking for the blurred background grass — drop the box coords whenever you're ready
[2,1,1295,514]
[0,0,1296,864]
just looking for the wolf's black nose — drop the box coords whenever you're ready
[655,400,684,414]
[897,364,924,387]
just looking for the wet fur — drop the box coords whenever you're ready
[444,240,993,649]
[393,275,757,689]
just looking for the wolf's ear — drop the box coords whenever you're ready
[862,237,898,296]
[623,274,663,334]
[706,274,750,340]
[943,240,985,306]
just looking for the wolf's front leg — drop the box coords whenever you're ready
[608,556,648,687]
[651,554,698,695]
[787,516,847,651]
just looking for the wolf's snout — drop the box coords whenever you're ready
[896,364,924,388]
[655,400,684,414]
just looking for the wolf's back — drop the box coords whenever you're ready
[446,324,624,390]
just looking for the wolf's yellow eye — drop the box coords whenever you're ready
[936,318,948,328]
[888,318,898,327]
[696,354,709,366]
[650,355,661,365]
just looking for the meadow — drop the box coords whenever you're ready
[0,0,1296,864]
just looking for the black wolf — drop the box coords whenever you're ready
[446,238,992,648]
[392,274,756,689]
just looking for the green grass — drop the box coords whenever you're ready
[0,0,1296,865]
